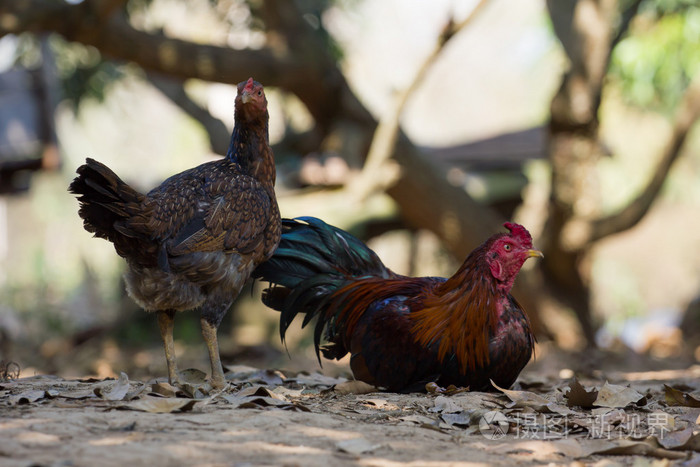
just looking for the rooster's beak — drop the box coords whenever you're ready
[241,91,253,104]
[527,249,544,259]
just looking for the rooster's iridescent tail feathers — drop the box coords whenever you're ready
[252,217,392,342]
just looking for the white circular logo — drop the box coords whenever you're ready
[479,411,509,440]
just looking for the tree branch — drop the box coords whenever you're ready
[611,0,644,51]
[590,76,700,242]
[0,0,306,101]
[145,71,232,156]
[146,71,325,161]
[351,0,491,201]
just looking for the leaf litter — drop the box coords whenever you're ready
[664,384,700,408]
[1,364,700,464]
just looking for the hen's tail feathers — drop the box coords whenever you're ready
[253,217,392,345]
[69,158,150,261]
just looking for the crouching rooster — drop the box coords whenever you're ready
[253,217,541,392]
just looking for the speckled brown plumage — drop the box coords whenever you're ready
[70,78,280,388]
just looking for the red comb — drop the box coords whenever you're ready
[503,222,532,243]
[244,77,255,91]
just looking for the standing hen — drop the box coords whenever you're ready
[70,78,280,388]
[253,217,541,392]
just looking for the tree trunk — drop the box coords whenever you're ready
[542,0,621,345]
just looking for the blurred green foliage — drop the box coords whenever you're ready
[643,0,698,15]
[610,3,700,112]
[12,33,129,113]
[50,36,130,113]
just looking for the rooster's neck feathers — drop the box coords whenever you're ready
[409,241,502,374]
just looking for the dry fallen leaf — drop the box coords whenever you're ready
[678,409,700,427]
[565,379,598,408]
[491,380,573,416]
[664,385,700,408]
[361,398,389,409]
[123,396,198,413]
[656,426,696,450]
[676,432,700,452]
[429,395,462,414]
[593,382,644,408]
[440,412,474,427]
[235,385,286,400]
[150,382,178,398]
[223,386,310,412]
[450,392,504,409]
[237,398,310,412]
[176,368,213,398]
[94,372,130,401]
[234,398,286,409]
[492,380,551,407]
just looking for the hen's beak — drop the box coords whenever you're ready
[527,249,544,259]
[241,91,253,104]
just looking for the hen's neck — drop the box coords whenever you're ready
[226,115,274,185]
[409,244,503,373]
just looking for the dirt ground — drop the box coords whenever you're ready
[1,344,700,467]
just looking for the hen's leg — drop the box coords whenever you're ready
[157,309,178,385]
[201,317,226,389]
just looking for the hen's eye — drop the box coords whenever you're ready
[257,90,262,96]
[504,244,511,251]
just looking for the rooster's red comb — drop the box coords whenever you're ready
[244,77,255,91]
[503,222,532,243]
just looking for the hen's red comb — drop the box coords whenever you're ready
[244,77,255,91]
[504,222,532,243]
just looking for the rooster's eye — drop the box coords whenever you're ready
[257,90,262,96]
[504,244,511,251]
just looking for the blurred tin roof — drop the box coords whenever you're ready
[0,38,59,194]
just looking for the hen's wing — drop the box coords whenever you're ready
[126,162,275,261]
[166,177,273,256]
